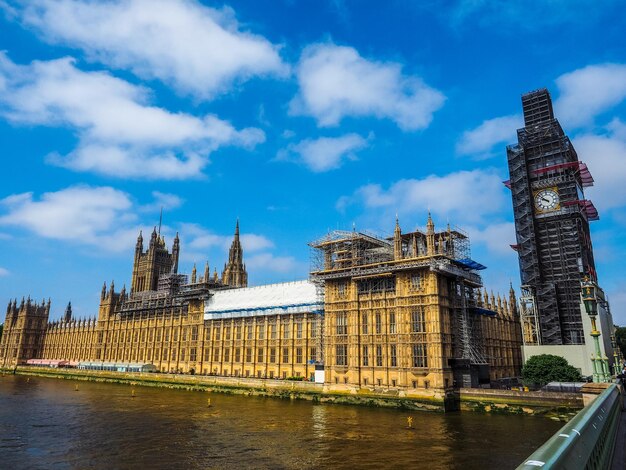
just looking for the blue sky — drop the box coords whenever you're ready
[1,0,625,324]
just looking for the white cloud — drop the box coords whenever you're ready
[11,0,288,98]
[246,253,301,274]
[0,185,141,251]
[140,191,184,213]
[456,114,522,158]
[181,223,274,253]
[573,121,626,211]
[290,43,445,130]
[554,63,626,128]
[338,169,506,224]
[0,53,264,179]
[278,133,369,172]
[467,222,517,256]
[0,267,9,276]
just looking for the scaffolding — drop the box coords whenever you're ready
[519,285,541,346]
[451,281,487,364]
[310,225,490,379]
[309,230,393,274]
[507,88,598,345]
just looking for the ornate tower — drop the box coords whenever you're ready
[64,302,72,323]
[222,220,248,288]
[130,228,180,293]
[507,88,598,345]
[0,297,49,365]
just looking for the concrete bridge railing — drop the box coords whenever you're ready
[517,383,623,469]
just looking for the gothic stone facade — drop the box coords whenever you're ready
[311,216,523,397]
[1,218,522,397]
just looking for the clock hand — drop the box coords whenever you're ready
[542,197,550,203]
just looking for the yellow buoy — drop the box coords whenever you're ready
[131,389,136,398]
[407,416,413,429]
[26,377,30,383]
[74,384,79,392]
[207,398,212,407]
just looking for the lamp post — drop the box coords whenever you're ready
[582,277,609,382]
[611,333,620,377]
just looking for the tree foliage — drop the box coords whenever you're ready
[616,326,626,361]
[522,354,582,386]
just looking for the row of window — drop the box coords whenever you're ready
[93,346,318,365]
[335,308,427,335]
[96,319,320,344]
[335,343,427,368]
[335,274,425,298]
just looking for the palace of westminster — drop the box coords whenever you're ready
[1,88,619,402]
[0,213,523,398]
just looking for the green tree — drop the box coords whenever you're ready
[616,326,626,360]
[522,354,582,386]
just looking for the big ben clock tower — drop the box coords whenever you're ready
[506,88,599,347]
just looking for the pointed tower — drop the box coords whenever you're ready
[426,212,436,256]
[393,216,403,260]
[172,233,180,273]
[222,220,248,288]
[203,261,210,283]
[64,301,72,323]
[130,227,179,294]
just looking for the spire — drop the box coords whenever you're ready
[222,219,247,287]
[171,231,180,274]
[101,282,107,300]
[64,301,72,323]
[136,230,143,249]
[191,263,197,283]
[427,212,434,233]
[393,215,402,260]
[150,226,158,247]
[426,212,435,256]
[204,261,210,283]
[158,206,163,235]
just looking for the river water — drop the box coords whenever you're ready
[0,375,562,469]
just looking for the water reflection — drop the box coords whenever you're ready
[0,375,561,469]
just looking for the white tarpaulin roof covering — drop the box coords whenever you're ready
[204,280,323,320]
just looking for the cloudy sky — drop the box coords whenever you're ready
[1,0,625,324]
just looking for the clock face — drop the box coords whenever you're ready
[535,188,560,212]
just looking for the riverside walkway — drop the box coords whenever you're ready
[518,382,625,469]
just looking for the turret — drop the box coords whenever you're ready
[172,232,180,274]
[101,282,107,300]
[222,219,248,287]
[204,261,210,283]
[191,263,197,283]
[426,212,435,256]
[150,226,158,247]
[64,301,72,323]
[393,216,402,260]
[135,230,143,257]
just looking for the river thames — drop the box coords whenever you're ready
[0,375,562,469]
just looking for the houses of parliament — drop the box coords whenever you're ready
[0,216,523,399]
